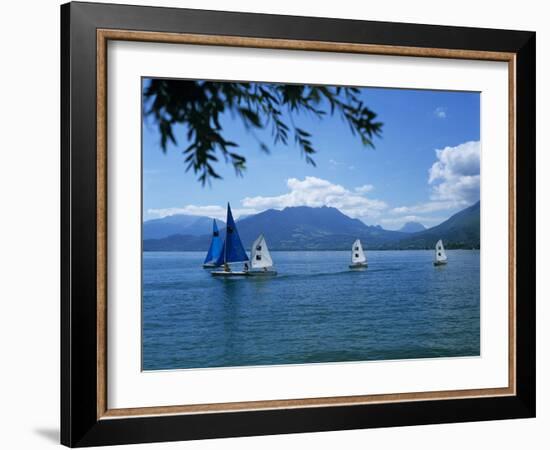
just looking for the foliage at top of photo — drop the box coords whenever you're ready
[143,80,383,184]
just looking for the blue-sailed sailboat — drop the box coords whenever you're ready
[202,219,222,268]
[211,203,250,277]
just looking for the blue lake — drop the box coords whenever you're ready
[142,250,480,370]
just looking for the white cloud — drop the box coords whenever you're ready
[147,177,384,222]
[355,184,374,194]
[391,200,459,215]
[147,205,256,221]
[147,141,480,228]
[434,107,447,119]
[428,140,480,204]
[391,141,480,215]
[242,176,386,220]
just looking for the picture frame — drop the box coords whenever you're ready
[61,1,536,447]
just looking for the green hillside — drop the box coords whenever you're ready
[385,201,480,250]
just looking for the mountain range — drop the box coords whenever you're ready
[142,201,480,251]
[143,215,225,239]
[399,221,426,233]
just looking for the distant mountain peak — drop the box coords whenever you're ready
[399,221,427,233]
[282,205,336,212]
[143,213,225,240]
[394,201,480,249]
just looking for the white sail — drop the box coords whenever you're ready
[435,239,447,263]
[251,234,273,269]
[351,239,367,264]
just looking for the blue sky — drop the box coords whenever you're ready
[143,80,480,230]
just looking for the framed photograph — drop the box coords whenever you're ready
[61,1,535,447]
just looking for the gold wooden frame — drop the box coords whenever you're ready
[96,29,516,420]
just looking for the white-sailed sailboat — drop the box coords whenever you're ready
[433,239,448,266]
[211,203,250,277]
[349,239,368,269]
[248,234,277,276]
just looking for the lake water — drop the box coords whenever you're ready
[142,250,480,370]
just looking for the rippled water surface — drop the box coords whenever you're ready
[142,250,480,370]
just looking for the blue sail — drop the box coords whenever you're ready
[203,219,222,264]
[215,203,249,265]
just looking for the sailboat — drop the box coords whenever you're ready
[433,239,448,266]
[202,219,222,268]
[211,203,250,277]
[248,234,277,276]
[349,239,368,269]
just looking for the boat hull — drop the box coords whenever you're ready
[211,271,250,277]
[248,270,277,276]
[211,270,277,277]
[349,263,368,269]
[433,260,448,266]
